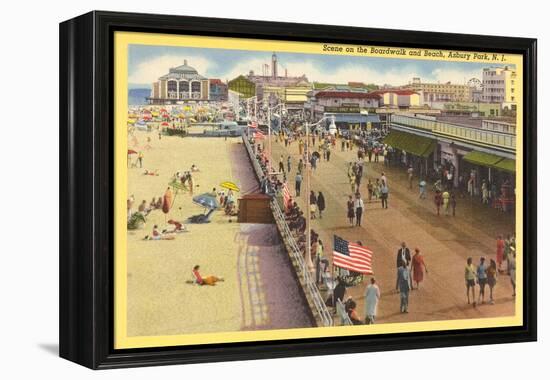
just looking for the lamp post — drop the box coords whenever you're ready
[303,115,332,272]
[304,120,313,271]
[265,102,286,168]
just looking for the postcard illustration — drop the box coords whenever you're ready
[117,33,521,348]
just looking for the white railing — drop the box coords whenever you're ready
[391,114,516,151]
[242,135,333,327]
[336,299,353,326]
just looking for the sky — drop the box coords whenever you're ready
[128,44,511,89]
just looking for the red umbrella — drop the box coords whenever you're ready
[161,122,169,127]
[128,149,138,155]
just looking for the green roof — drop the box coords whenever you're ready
[383,130,436,157]
[463,151,503,167]
[492,158,516,173]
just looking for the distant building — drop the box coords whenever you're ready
[305,89,381,129]
[403,77,474,104]
[228,53,309,100]
[228,75,256,98]
[482,66,517,110]
[369,89,421,108]
[312,90,381,109]
[209,79,228,101]
[149,60,210,104]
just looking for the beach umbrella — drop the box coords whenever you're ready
[161,122,169,127]
[220,181,240,192]
[127,149,138,155]
[192,193,219,210]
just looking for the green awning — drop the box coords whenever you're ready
[492,158,516,173]
[463,151,503,167]
[383,130,436,158]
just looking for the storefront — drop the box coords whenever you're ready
[323,112,381,132]
[383,129,437,178]
[460,150,516,210]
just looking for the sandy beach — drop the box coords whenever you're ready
[126,130,313,337]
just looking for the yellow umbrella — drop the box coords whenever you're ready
[220,181,240,192]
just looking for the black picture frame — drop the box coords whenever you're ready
[59,10,537,369]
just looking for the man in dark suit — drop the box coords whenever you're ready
[396,242,412,290]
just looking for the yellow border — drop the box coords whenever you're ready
[114,31,524,349]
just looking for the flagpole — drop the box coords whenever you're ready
[305,120,314,272]
[268,106,272,168]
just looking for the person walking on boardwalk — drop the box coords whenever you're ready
[317,191,326,219]
[297,158,304,175]
[442,190,450,215]
[309,191,317,219]
[287,155,291,173]
[487,259,498,304]
[299,139,304,155]
[465,257,477,306]
[411,248,428,289]
[450,193,457,216]
[509,248,516,297]
[349,171,357,194]
[364,277,380,324]
[367,179,374,202]
[407,165,414,189]
[354,193,364,227]
[315,239,329,285]
[380,180,389,209]
[397,262,411,313]
[434,190,443,216]
[477,257,488,305]
[295,172,302,197]
[279,155,285,173]
[396,242,412,290]
[496,235,505,273]
[138,151,144,168]
[419,179,427,199]
[347,195,355,226]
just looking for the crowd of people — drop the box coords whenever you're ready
[247,121,517,326]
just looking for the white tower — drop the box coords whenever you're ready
[272,53,278,79]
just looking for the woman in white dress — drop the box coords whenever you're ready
[364,277,380,324]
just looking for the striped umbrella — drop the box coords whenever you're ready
[220,181,240,192]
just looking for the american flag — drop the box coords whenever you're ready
[333,235,373,274]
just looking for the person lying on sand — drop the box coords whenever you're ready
[143,169,159,176]
[190,265,224,286]
[143,224,175,240]
[162,219,187,234]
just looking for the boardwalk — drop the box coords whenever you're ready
[271,136,516,324]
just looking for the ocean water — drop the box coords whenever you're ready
[128,88,150,105]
